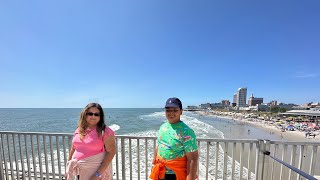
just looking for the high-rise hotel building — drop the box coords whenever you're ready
[237,87,247,107]
[233,93,237,105]
[248,94,263,106]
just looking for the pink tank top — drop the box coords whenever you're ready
[72,126,115,160]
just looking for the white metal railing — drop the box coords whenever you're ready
[0,131,319,180]
[263,151,318,180]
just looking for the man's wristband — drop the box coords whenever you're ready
[95,171,102,177]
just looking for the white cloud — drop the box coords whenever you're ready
[295,73,318,78]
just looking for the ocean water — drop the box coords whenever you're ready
[0,108,225,138]
[0,108,281,141]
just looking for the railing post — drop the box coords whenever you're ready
[263,140,271,180]
[0,134,4,179]
[121,138,125,180]
[256,139,266,180]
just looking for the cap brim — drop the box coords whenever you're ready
[165,104,180,108]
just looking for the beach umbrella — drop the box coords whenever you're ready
[287,125,294,128]
[308,123,315,127]
[287,125,295,131]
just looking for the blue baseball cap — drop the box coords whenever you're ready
[165,97,182,109]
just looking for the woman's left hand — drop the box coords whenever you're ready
[89,175,100,180]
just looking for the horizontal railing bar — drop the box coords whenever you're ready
[1,132,320,145]
[0,131,73,136]
[117,135,157,140]
[198,139,259,143]
[118,136,260,142]
[5,169,64,176]
[269,141,320,146]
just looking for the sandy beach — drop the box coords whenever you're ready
[195,110,320,142]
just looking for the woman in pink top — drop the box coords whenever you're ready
[66,103,116,180]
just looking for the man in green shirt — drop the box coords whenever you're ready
[152,97,198,180]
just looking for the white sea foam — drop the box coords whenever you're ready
[137,111,225,139]
[181,113,225,139]
[109,124,120,131]
[140,111,165,118]
[124,129,158,137]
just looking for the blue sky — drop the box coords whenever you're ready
[0,0,319,108]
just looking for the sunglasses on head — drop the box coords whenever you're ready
[86,112,100,117]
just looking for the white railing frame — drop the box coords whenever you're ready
[0,131,319,180]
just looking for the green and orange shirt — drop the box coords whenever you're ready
[157,121,198,160]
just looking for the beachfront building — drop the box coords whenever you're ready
[199,102,226,110]
[233,93,237,106]
[293,105,310,110]
[248,94,263,106]
[236,87,247,107]
[185,105,200,111]
[249,103,269,111]
[281,108,320,122]
[294,102,320,110]
[210,103,224,109]
[278,103,296,110]
[268,100,278,106]
[200,103,211,109]
[221,100,230,106]
[311,102,320,108]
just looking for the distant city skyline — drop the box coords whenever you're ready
[200,87,302,107]
[0,1,320,108]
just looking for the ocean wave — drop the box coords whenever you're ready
[139,111,165,118]
[109,124,120,131]
[181,114,225,139]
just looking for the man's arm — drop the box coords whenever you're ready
[186,150,199,180]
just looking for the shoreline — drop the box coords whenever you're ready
[195,110,320,142]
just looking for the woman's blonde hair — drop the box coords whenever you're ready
[78,103,106,139]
